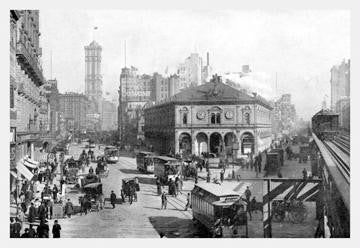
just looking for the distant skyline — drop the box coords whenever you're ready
[39,10,350,119]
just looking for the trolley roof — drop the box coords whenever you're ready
[194,182,240,197]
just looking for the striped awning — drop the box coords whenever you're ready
[26,157,39,166]
[16,162,33,181]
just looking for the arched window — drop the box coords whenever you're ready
[216,113,221,124]
[183,113,188,124]
[211,113,216,124]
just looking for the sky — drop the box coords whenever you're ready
[39,10,350,120]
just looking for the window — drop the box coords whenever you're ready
[211,113,216,124]
[183,113,188,124]
[216,113,221,124]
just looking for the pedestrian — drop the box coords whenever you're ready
[60,177,65,192]
[258,152,262,173]
[206,171,211,183]
[99,193,104,210]
[156,178,162,195]
[10,218,15,238]
[28,224,36,238]
[89,166,94,174]
[17,209,25,231]
[184,193,190,211]
[250,153,254,171]
[121,189,125,203]
[52,185,58,202]
[28,202,36,224]
[64,199,73,218]
[84,197,91,214]
[38,202,47,222]
[161,192,167,210]
[110,190,116,208]
[220,169,224,183]
[37,220,49,238]
[52,220,61,238]
[302,168,308,180]
[245,186,252,221]
[20,228,30,238]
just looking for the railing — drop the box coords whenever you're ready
[16,41,44,86]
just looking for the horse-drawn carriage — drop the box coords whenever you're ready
[182,160,198,179]
[65,158,82,184]
[81,173,101,188]
[80,182,103,212]
[96,156,109,178]
[122,177,139,202]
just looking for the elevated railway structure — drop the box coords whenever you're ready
[312,133,350,237]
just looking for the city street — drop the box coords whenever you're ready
[44,143,317,238]
[55,143,196,238]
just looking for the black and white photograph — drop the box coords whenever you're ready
[5,0,357,240]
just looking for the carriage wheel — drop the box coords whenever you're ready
[272,210,285,222]
[289,207,308,224]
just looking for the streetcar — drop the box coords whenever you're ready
[311,109,339,140]
[153,156,181,185]
[104,146,119,163]
[136,151,156,173]
[191,182,248,237]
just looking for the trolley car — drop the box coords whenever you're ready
[136,151,156,173]
[191,183,248,237]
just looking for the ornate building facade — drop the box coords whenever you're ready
[144,76,273,158]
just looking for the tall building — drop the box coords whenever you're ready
[10,10,45,159]
[330,59,350,110]
[85,41,103,113]
[59,92,89,132]
[178,53,203,89]
[272,94,297,135]
[153,72,169,102]
[101,99,117,131]
[118,66,152,144]
[168,74,181,97]
[43,79,61,134]
[10,10,45,191]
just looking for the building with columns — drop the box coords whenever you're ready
[144,75,273,158]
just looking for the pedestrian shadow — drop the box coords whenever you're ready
[137,177,155,185]
[143,206,161,210]
[104,198,124,204]
[118,168,140,174]
[148,216,195,238]
[142,193,159,197]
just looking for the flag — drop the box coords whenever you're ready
[165,66,168,74]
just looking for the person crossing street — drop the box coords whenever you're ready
[110,190,117,208]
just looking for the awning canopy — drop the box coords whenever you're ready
[16,162,33,181]
[26,157,40,166]
[23,159,38,169]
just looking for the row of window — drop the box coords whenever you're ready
[182,112,250,125]
[191,195,214,216]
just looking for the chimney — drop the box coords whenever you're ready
[242,65,250,74]
[207,52,209,66]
